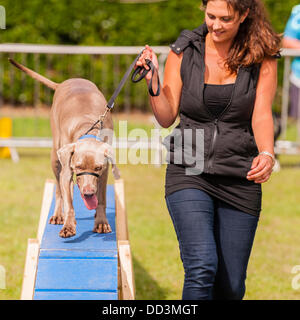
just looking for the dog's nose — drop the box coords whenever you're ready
[83,192,95,198]
[82,185,96,197]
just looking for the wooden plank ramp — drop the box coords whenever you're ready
[21,179,135,300]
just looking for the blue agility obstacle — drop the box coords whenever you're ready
[21,179,135,300]
[34,184,117,300]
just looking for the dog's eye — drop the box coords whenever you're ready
[76,165,83,170]
[95,167,102,171]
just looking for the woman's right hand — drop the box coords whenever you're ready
[135,45,159,81]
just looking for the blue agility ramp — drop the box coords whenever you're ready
[34,184,117,300]
[21,179,135,300]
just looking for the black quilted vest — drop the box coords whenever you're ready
[165,23,261,178]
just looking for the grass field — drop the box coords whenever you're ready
[0,113,299,300]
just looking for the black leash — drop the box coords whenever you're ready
[131,58,160,97]
[84,49,160,136]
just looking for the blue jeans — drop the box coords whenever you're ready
[165,188,259,300]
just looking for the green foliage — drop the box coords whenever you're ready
[1,0,298,46]
[1,0,203,45]
[0,0,299,109]
[263,0,299,33]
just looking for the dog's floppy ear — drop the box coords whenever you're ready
[103,144,121,180]
[57,143,76,170]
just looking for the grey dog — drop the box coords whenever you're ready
[9,58,120,238]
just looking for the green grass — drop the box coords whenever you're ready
[0,116,300,300]
[9,115,299,142]
[244,154,300,300]
[11,117,156,138]
[0,148,299,300]
[12,117,52,137]
[280,118,299,142]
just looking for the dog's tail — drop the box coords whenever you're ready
[8,58,59,90]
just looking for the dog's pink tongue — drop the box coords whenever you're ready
[82,194,98,210]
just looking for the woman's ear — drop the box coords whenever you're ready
[240,8,250,23]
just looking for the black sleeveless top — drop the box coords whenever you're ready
[164,24,263,216]
[203,83,234,117]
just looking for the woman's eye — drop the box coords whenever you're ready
[221,17,233,22]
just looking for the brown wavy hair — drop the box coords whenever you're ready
[202,0,282,73]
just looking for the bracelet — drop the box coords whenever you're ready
[259,151,275,166]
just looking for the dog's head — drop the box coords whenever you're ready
[57,139,119,210]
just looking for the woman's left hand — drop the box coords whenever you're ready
[246,153,274,183]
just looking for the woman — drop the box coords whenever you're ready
[136,0,281,300]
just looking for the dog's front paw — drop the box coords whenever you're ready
[93,222,112,234]
[59,223,76,238]
[49,215,64,225]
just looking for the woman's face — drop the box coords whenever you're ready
[205,0,248,43]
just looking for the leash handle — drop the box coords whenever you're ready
[131,58,161,97]
[131,59,151,83]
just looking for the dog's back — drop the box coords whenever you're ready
[8,59,113,148]
[51,78,112,147]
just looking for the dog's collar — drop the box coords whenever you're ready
[78,134,102,142]
[76,171,99,178]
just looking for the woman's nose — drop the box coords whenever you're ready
[212,20,222,30]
